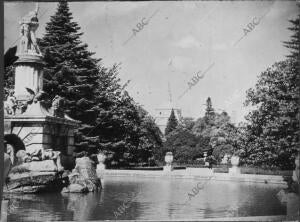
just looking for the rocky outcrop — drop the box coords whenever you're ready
[4,154,67,193]
[62,157,101,193]
[4,171,67,193]
[5,154,101,194]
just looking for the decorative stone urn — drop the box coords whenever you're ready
[203,152,209,166]
[96,153,106,179]
[221,154,230,164]
[230,155,239,166]
[229,155,240,175]
[164,152,173,172]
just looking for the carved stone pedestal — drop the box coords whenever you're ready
[5,112,79,169]
[163,165,173,172]
[164,152,173,173]
[229,166,241,175]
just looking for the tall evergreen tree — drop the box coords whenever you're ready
[165,109,178,136]
[38,1,100,154]
[87,65,162,167]
[283,4,300,60]
[204,97,215,124]
[283,4,300,150]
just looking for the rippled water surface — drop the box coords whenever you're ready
[6,176,286,221]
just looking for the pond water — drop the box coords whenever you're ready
[6,176,286,221]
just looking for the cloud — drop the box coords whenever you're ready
[212,42,230,51]
[169,56,194,71]
[175,35,202,49]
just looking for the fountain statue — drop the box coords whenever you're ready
[17,3,42,56]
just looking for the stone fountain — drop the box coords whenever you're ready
[3,4,80,193]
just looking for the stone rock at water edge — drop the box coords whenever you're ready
[62,157,101,193]
[5,171,66,193]
[61,184,88,193]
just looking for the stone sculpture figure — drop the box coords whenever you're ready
[18,3,41,55]
[4,91,17,115]
[52,95,65,117]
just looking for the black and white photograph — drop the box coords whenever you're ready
[1,0,299,221]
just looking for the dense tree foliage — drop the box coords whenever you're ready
[163,126,209,164]
[136,106,163,166]
[239,60,299,169]
[238,8,299,169]
[163,99,236,164]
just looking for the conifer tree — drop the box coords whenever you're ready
[38,1,100,154]
[283,4,300,60]
[204,97,215,125]
[165,109,178,136]
[36,1,163,166]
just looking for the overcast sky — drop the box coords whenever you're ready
[4,1,298,124]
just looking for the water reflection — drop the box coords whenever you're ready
[61,192,102,221]
[6,177,286,221]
